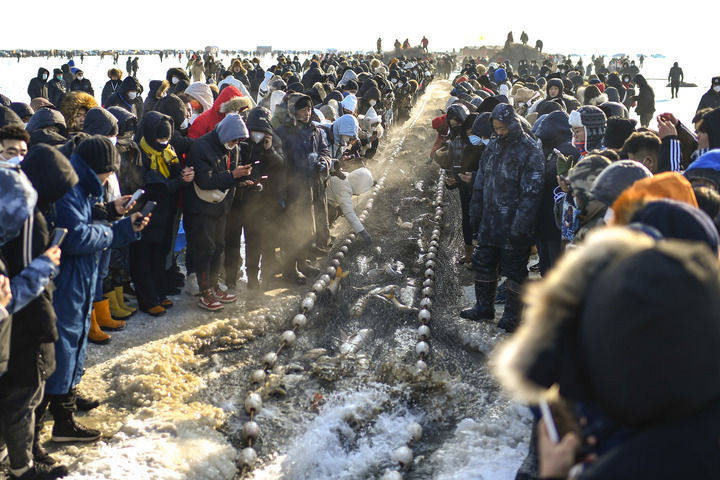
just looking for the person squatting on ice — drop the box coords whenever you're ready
[434,49,720,478]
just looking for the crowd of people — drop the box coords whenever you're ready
[0,50,442,479]
[430,52,720,477]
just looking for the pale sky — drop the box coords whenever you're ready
[1,0,712,58]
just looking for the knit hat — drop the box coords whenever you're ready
[604,117,637,149]
[75,135,119,174]
[569,105,607,150]
[590,160,652,206]
[83,107,119,136]
[494,68,507,83]
[568,154,612,209]
[294,95,313,112]
[631,199,720,254]
[216,113,248,144]
[598,101,629,120]
[340,94,358,113]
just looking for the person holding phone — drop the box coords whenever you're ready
[39,136,149,445]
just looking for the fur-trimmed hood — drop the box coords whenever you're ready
[58,91,98,131]
[490,227,657,405]
[219,96,252,115]
[149,79,170,100]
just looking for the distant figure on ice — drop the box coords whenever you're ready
[402,38,411,50]
[377,37,382,55]
[394,39,401,52]
[421,36,429,53]
[631,74,656,127]
[668,62,684,99]
[535,39,543,52]
[505,31,514,49]
[520,31,528,45]
[126,56,132,75]
[639,54,645,67]
[131,57,139,77]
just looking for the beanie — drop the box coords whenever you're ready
[604,117,637,150]
[75,135,119,174]
[294,95,314,111]
[590,160,652,206]
[570,105,607,148]
[83,107,119,136]
[494,68,507,83]
[216,113,248,144]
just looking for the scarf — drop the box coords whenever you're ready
[140,137,178,178]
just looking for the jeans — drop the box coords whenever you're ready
[0,369,43,470]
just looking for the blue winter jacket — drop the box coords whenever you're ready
[45,153,139,394]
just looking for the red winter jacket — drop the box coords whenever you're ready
[188,86,248,139]
[430,114,449,157]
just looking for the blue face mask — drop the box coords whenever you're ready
[468,135,483,146]
[481,138,490,146]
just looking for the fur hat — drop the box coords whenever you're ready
[611,172,699,225]
[58,91,98,132]
[107,68,123,79]
[75,135,119,174]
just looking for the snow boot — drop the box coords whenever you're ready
[497,280,523,333]
[92,300,126,331]
[460,280,497,321]
[87,309,110,345]
[104,290,132,319]
[113,286,136,314]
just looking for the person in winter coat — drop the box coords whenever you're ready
[143,80,170,114]
[8,145,78,473]
[566,154,611,242]
[667,62,684,99]
[40,136,148,445]
[108,107,142,193]
[229,59,250,88]
[533,78,579,114]
[130,112,193,316]
[190,57,205,83]
[463,103,544,332]
[184,82,214,123]
[275,94,332,284]
[631,74,655,127]
[101,68,123,107]
[58,91,98,134]
[46,69,66,108]
[27,68,50,101]
[248,59,266,100]
[185,114,251,310]
[348,107,383,160]
[492,226,720,480]
[301,61,326,90]
[331,114,359,158]
[531,111,580,274]
[697,76,720,112]
[326,163,373,242]
[104,76,144,120]
[0,166,66,480]
[166,67,190,89]
[25,108,68,148]
[69,70,94,97]
[224,107,287,290]
[188,85,251,139]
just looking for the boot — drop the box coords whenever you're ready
[113,286,136,313]
[460,280,497,321]
[497,279,523,333]
[92,300,126,331]
[49,390,101,444]
[104,290,132,320]
[458,244,473,264]
[88,309,110,345]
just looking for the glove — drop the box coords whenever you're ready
[359,229,372,243]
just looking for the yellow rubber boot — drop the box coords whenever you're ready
[93,299,126,331]
[113,286,136,314]
[88,309,111,345]
[104,290,132,319]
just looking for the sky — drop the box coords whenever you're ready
[1,0,714,59]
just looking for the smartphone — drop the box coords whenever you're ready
[125,189,145,209]
[49,227,68,248]
[134,201,156,226]
[539,399,560,444]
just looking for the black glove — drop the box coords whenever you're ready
[359,229,372,243]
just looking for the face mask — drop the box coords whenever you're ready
[172,77,179,85]
[369,99,376,106]
[57,75,63,81]
[3,155,23,165]
[397,83,404,88]
[127,91,138,100]
[224,142,237,150]
[180,118,189,130]
[714,85,720,93]
[468,135,483,146]
[157,140,169,146]
[251,132,265,144]
[391,78,398,84]
[42,74,48,80]
[77,75,83,80]
[481,138,490,146]
[109,136,117,145]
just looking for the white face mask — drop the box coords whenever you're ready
[157,140,169,146]
[77,75,83,80]
[250,132,265,144]
[369,99,376,106]
[180,118,189,130]
[109,136,117,145]
[3,155,23,165]
[714,85,720,93]
[172,77,179,85]
[42,74,48,80]
[127,91,138,100]
[224,142,237,150]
